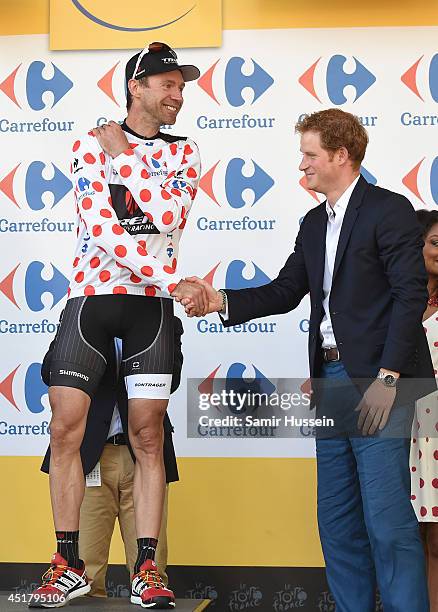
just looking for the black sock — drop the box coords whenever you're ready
[55,530,81,569]
[134,537,158,574]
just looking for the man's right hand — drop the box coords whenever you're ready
[171,279,210,317]
[176,277,223,317]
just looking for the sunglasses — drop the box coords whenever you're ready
[132,42,177,79]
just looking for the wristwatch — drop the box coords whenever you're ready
[218,289,227,314]
[377,371,397,387]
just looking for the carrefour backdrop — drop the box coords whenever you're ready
[1,27,437,458]
[2,13,438,571]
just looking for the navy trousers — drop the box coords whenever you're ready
[316,361,428,612]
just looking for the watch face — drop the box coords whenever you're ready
[384,374,396,386]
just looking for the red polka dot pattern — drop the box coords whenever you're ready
[140,189,151,202]
[141,266,153,277]
[162,211,174,225]
[69,134,200,300]
[409,320,438,522]
[99,270,111,282]
[84,153,96,164]
[120,165,132,178]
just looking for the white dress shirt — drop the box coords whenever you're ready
[220,176,360,347]
[320,176,360,348]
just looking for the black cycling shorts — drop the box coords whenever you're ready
[49,295,174,400]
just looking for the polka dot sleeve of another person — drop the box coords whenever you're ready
[111,139,200,233]
[71,134,181,295]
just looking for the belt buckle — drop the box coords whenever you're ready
[324,347,339,362]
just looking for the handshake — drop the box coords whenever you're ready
[170,277,224,317]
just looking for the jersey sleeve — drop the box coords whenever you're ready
[111,138,200,233]
[71,133,181,295]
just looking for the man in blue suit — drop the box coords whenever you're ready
[181,109,435,612]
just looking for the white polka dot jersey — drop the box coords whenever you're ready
[68,123,200,299]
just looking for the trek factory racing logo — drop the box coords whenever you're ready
[197,57,275,130]
[107,184,160,236]
[0,61,74,134]
[196,261,277,335]
[0,262,68,313]
[0,363,48,415]
[197,158,275,232]
[298,55,376,104]
[299,167,377,203]
[402,156,438,206]
[400,54,438,127]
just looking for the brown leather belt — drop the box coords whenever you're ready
[322,347,340,362]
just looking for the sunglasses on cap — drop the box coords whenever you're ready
[132,41,177,80]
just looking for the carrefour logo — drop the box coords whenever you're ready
[196,261,277,335]
[0,61,75,134]
[197,57,275,131]
[0,61,73,110]
[401,54,438,102]
[198,57,274,106]
[402,157,438,206]
[0,162,71,211]
[0,362,48,415]
[0,261,68,312]
[0,162,74,234]
[198,363,276,401]
[197,158,276,232]
[298,55,376,104]
[200,158,274,208]
[299,167,377,203]
[400,54,438,127]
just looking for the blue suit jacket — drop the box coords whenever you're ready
[223,176,435,399]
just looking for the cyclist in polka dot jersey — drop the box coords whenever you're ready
[30,43,205,610]
[69,128,199,300]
